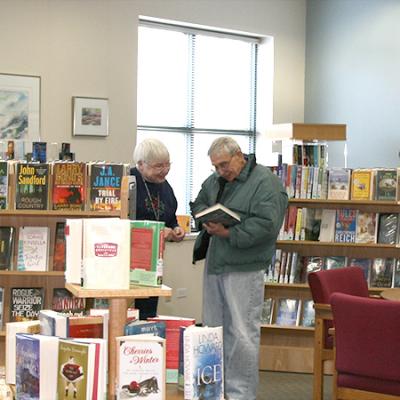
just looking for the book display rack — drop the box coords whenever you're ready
[260,123,399,373]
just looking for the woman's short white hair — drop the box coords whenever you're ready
[208,136,242,157]
[133,138,170,165]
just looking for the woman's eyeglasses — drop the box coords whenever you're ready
[145,161,172,172]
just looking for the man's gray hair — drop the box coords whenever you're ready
[133,138,170,164]
[208,136,242,157]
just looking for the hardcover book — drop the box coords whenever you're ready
[125,320,166,338]
[377,213,399,244]
[300,299,315,327]
[183,325,224,400]
[350,169,373,200]
[355,211,378,243]
[15,163,49,210]
[194,203,241,227]
[15,333,59,400]
[327,168,351,200]
[149,315,195,383]
[116,334,166,400]
[5,320,40,385]
[0,287,4,328]
[10,287,45,322]
[318,209,336,242]
[89,163,125,211]
[130,220,165,287]
[82,218,131,289]
[52,287,86,317]
[375,168,397,200]
[334,209,357,243]
[324,256,346,270]
[52,161,86,210]
[348,258,372,283]
[0,160,8,209]
[275,298,300,326]
[370,258,395,288]
[32,142,47,163]
[0,226,15,270]
[16,226,50,271]
[261,298,274,325]
[57,338,95,400]
[53,221,66,271]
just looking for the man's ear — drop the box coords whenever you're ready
[137,160,145,172]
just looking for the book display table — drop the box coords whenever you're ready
[66,283,172,399]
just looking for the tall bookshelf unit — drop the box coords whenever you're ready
[0,169,130,366]
[259,123,399,373]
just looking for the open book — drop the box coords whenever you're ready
[194,203,240,227]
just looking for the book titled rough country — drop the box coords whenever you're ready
[15,163,49,210]
[183,325,224,400]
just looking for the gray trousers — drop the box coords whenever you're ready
[203,264,265,400]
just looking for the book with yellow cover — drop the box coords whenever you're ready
[351,169,373,200]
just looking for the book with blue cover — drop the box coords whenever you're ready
[183,325,224,400]
[124,320,166,338]
[334,209,357,243]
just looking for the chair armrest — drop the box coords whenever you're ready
[314,303,333,320]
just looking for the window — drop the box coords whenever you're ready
[137,20,260,214]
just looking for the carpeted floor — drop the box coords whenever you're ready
[257,371,333,400]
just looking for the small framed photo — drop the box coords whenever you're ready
[0,73,41,141]
[72,96,109,136]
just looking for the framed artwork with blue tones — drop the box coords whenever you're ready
[0,73,41,141]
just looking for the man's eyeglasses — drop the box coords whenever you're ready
[211,155,235,172]
[145,161,172,172]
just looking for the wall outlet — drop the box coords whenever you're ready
[176,287,187,298]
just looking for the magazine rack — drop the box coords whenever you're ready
[66,283,172,399]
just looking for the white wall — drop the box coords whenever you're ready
[0,0,307,319]
[305,0,400,168]
[0,0,306,163]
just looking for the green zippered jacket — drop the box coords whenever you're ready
[191,154,288,274]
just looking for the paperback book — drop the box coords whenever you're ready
[0,160,8,209]
[261,298,274,325]
[52,161,86,210]
[89,163,125,211]
[130,220,165,287]
[183,325,224,400]
[324,256,346,270]
[15,163,49,210]
[194,203,240,227]
[116,334,166,400]
[32,142,47,163]
[377,213,399,244]
[16,226,50,271]
[10,287,45,322]
[348,258,372,283]
[0,226,15,270]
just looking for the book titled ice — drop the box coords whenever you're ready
[184,326,224,400]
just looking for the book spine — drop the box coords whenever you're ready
[183,330,194,400]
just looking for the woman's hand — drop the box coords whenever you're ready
[165,226,186,242]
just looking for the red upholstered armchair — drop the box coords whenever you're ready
[308,266,369,400]
[331,292,400,399]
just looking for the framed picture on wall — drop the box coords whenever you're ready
[72,96,109,137]
[0,73,41,141]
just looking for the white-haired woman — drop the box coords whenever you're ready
[131,138,185,319]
